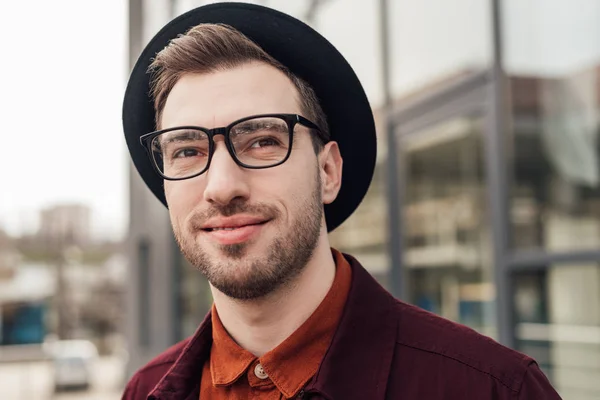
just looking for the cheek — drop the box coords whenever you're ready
[247,167,310,218]
[165,180,205,221]
[268,160,319,208]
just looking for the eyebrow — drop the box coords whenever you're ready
[235,120,286,129]
[160,130,206,145]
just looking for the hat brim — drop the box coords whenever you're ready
[123,2,376,232]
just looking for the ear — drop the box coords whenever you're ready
[319,141,343,205]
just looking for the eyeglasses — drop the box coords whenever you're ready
[140,114,324,180]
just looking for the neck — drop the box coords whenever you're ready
[210,230,336,357]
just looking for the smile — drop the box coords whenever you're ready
[200,217,271,245]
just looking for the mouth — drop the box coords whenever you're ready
[202,220,269,232]
[199,217,272,246]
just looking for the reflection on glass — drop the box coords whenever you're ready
[505,1,600,251]
[329,156,391,289]
[401,117,496,338]
[389,0,491,97]
[514,264,600,400]
[177,256,212,339]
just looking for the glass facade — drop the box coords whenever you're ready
[514,264,600,400]
[503,2,600,398]
[388,0,492,98]
[176,257,212,338]
[400,117,496,338]
[329,151,390,288]
[504,1,600,252]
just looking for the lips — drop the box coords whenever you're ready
[204,221,267,232]
[201,216,269,231]
[199,215,271,245]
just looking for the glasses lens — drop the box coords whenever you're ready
[230,117,291,167]
[151,129,209,179]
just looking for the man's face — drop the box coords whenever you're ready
[161,62,333,300]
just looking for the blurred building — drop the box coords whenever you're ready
[38,204,92,247]
[126,1,600,398]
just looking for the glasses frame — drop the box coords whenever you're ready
[139,113,323,181]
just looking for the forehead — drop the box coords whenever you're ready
[161,62,302,129]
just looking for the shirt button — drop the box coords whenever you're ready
[254,363,269,380]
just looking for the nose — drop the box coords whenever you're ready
[203,140,250,206]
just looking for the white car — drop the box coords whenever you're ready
[47,340,98,391]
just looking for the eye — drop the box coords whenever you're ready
[250,137,281,149]
[173,148,202,158]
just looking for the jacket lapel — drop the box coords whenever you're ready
[304,254,398,400]
[148,312,212,400]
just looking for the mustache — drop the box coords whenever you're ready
[188,200,280,231]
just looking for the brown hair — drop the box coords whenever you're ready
[148,23,330,151]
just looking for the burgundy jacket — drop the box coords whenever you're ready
[122,254,562,400]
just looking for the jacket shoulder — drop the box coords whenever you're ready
[393,299,533,392]
[122,339,191,400]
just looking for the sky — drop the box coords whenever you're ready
[1,0,596,241]
[0,0,128,240]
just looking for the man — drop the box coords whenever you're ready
[122,3,561,399]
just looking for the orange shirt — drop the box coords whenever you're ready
[200,249,352,399]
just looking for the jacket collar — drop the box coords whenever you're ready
[148,312,212,400]
[304,253,398,400]
[149,253,398,400]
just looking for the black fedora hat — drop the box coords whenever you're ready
[123,2,376,232]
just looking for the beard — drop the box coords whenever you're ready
[172,173,323,300]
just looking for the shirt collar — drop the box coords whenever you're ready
[209,248,352,398]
